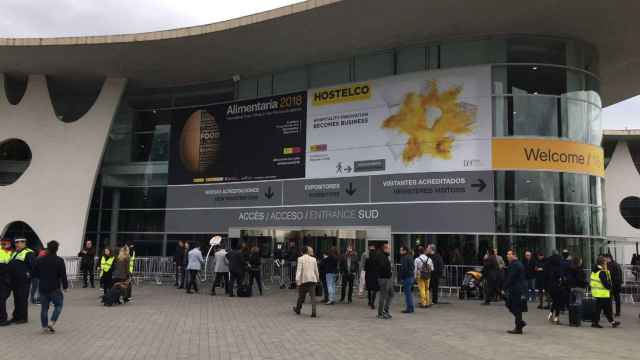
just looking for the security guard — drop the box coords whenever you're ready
[0,238,14,326]
[590,255,621,328]
[99,248,115,296]
[8,238,34,324]
[125,242,136,302]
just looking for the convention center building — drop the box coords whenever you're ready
[1,0,639,265]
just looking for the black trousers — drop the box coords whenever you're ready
[212,272,229,294]
[295,282,316,315]
[320,272,328,301]
[340,273,355,302]
[507,292,525,330]
[594,297,614,324]
[430,275,441,304]
[249,271,263,295]
[229,272,244,296]
[186,270,199,292]
[176,265,184,287]
[612,287,622,315]
[0,283,9,323]
[12,280,30,321]
[82,266,95,287]
[367,289,377,306]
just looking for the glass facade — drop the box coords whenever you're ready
[82,35,605,263]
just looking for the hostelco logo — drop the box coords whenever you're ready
[312,83,372,106]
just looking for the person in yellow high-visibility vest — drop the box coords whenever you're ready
[590,256,620,328]
[124,242,135,302]
[0,238,14,326]
[99,248,115,297]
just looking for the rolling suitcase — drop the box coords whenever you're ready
[568,304,582,326]
[581,297,595,322]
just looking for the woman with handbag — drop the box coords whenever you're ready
[293,246,320,318]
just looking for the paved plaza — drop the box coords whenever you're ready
[2,285,639,360]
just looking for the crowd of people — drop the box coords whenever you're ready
[2,234,638,337]
[0,238,68,333]
[173,240,264,297]
[480,248,625,334]
[293,243,445,320]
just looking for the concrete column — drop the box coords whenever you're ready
[109,188,120,248]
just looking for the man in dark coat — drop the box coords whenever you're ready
[174,240,185,288]
[606,254,623,317]
[226,244,246,297]
[339,246,359,304]
[482,249,499,305]
[78,240,96,288]
[427,245,444,304]
[503,250,527,334]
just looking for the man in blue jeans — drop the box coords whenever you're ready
[399,245,415,314]
[32,241,68,333]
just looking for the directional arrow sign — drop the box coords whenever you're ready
[471,179,486,192]
[345,182,357,196]
[265,186,275,199]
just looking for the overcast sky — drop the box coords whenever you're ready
[0,0,637,129]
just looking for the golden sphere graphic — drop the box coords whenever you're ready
[179,110,220,173]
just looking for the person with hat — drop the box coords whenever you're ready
[0,238,14,326]
[8,238,35,324]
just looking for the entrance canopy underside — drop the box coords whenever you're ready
[0,0,639,106]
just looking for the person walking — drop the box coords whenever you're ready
[503,250,527,334]
[399,245,415,314]
[339,246,359,304]
[211,244,229,296]
[523,251,536,302]
[174,240,185,288]
[590,256,621,328]
[286,241,300,289]
[99,248,115,297]
[566,256,587,326]
[293,246,319,318]
[415,246,433,308]
[32,241,68,333]
[227,244,246,297]
[324,247,338,305]
[8,238,34,324]
[186,243,204,294]
[248,246,263,296]
[364,246,379,310]
[545,250,567,325]
[30,245,46,305]
[374,243,394,320]
[427,245,444,305]
[318,251,329,303]
[0,238,13,327]
[78,240,96,288]
[605,254,623,317]
[358,246,371,298]
[125,242,136,302]
[534,252,547,309]
[481,249,499,305]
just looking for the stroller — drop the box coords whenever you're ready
[459,270,483,300]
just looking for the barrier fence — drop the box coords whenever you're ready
[60,257,640,303]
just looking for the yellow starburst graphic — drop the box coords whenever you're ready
[382,80,477,164]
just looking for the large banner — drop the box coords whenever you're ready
[168,92,307,184]
[305,65,492,178]
[165,66,495,233]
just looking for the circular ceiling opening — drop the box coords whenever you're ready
[0,138,32,185]
[620,196,640,229]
